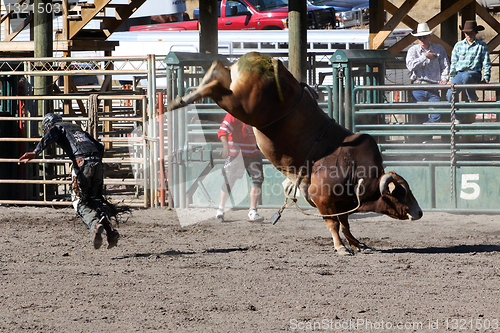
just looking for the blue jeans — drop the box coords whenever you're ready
[446,71,482,103]
[412,88,441,122]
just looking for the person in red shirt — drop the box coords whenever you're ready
[216,113,264,222]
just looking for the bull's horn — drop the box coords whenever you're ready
[379,173,395,195]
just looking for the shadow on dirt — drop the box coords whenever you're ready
[114,247,248,260]
[203,247,249,254]
[380,244,500,254]
[114,250,196,259]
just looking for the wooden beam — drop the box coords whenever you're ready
[427,0,474,28]
[475,3,500,51]
[386,0,474,55]
[383,0,418,30]
[6,14,33,41]
[373,0,418,50]
[387,31,455,56]
[68,0,113,39]
[0,41,70,51]
[0,40,117,52]
[113,0,147,21]
[102,0,147,36]
[488,34,500,52]
[67,77,87,114]
[0,0,27,24]
[99,75,112,93]
[429,35,453,55]
[4,15,10,37]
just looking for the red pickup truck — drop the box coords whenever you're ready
[130,0,336,31]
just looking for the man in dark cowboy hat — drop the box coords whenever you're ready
[447,20,491,120]
[19,113,120,250]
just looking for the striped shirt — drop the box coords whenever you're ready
[218,113,261,157]
[449,38,491,81]
[406,42,450,83]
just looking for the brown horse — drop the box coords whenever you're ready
[168,52,422,255]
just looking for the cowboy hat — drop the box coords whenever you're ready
[460,20,485,32]
[411,23,434,37]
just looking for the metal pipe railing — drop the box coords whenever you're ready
[0,93,151,207]
[352,83,500,212]
[157,91,166,208]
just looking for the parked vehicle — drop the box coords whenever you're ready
[308,0,368,11]
[130,0,336,31]
[336,6,369,28]
[308,0,369,28]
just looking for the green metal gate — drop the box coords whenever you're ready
[165,50,500,212]
[353,84,500,212]
[164,52,318,209]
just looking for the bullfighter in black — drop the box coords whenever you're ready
[19,113,120,250]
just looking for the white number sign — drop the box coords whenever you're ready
[460,174,480,200]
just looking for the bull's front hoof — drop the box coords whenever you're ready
[336,247,353,256]
[167,96,187,111]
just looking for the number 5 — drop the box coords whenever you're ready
[460,174,480,200]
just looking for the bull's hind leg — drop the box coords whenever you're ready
[168,60,232,111]
[338,214,367,252]
[323,217,352,256]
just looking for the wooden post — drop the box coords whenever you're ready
[441,0,458,52]
[104,50,113,151]
[34,0,53,115]
[199,0,218,54]
[289,0,307,82]
[62,0,72,115]
[462,0,476,25]
[369,0,385,49]
[462,0,477,124]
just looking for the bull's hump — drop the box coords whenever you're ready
[237,52,275,79]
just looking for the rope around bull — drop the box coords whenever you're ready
[271,178,365,225]
[266,83,365,224]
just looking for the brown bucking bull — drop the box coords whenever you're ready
[168,52,422,255]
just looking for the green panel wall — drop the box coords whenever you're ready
[385,165,432,210]
[435,166,500,210]
[389,165,500,210]
[186,161,310,208]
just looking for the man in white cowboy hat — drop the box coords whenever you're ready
[406,22,450,123]
[446,20,491,115]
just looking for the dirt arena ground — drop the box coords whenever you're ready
[1,206,500,332]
